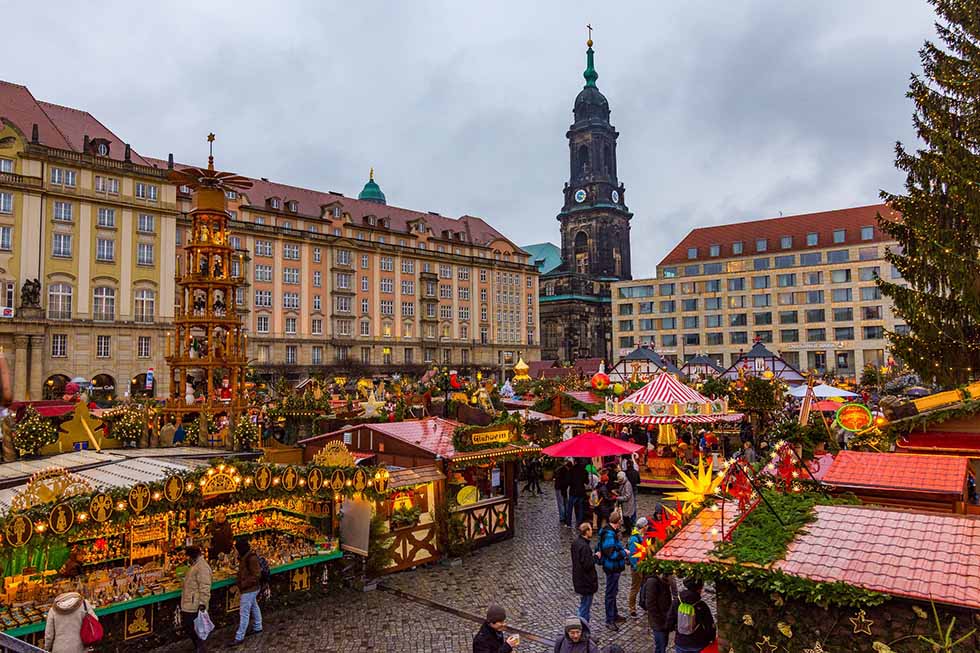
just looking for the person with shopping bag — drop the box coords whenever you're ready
[180,545,213,652]
[43,591,99,653]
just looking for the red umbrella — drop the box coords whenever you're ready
[813,400,842,412]
[541,431,644,458]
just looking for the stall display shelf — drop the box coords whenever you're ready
[2,549,342,638]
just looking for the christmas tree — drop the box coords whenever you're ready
[232,415,259,451]
[13,406,57,456]
[878,0,980,387]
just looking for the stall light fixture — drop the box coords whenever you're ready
[116,501,127,511]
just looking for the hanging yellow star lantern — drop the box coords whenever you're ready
[850,609,874,635]
[666,457,724,512]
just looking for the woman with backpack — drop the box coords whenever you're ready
[233,538,264,646]
[673,578,716,653]
[43,591,98,653]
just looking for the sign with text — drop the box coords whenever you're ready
[464,424,516,448]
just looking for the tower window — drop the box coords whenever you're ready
[604,145,612,173]
[574,231,589,274]
[578,145,590,175]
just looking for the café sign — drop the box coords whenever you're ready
[463,424,516,448]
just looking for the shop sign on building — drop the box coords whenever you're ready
[462,424,516,448]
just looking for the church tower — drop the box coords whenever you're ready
[558,36,632,280]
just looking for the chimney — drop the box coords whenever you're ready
[168,153,174,169]
[124,144,131,162]
[31,123,38,143]
[83,135,90,152]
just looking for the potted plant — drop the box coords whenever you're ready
[390,505,422,529]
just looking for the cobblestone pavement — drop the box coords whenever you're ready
[152,487,715,652]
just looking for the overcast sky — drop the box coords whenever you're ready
[6,1,938,276]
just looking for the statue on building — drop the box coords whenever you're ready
[19,279,41,307]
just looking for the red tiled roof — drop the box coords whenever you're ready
[364,417,462,458]
[527,360,559,377]
[146,157,515,248]
[564,391,604,405]
[657,502,980,610]
[822,451,967,496]
[0,81,148,164]
[659,204,899,267]
[776,505,980,610]
[897,432,980,454]
[540,367,581,379]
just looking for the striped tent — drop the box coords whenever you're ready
[597,373,744,425]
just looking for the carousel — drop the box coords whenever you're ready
[595,373,743,489]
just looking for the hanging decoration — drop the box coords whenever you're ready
[803,644,827,653]
[255,465,273,491]
[48,502,74,535]
[128,484,151,514]
[313,440,356,467]
[89,493,113,523]
[201,464,240,497]
[352,468,367,491]
[755,635,778,653]
[4,514,33,547]
[307,467,324,492]
[281,466,299,491]
[163,476,184,503]
[665,457,723,512]
[850,609,874,635]
[10,468,93,513]
[330,469,347,492]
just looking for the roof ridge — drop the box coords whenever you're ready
[21,90,76,152]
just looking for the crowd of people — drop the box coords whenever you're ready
[482,453,717,653]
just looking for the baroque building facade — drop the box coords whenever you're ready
[0,81,539,401]
[535,38,632,362]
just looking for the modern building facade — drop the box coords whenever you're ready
[612,205,906,377]
[534,38,633,362]
[159,163,540,382]
[0,81,539,401]
[0,81,177,401]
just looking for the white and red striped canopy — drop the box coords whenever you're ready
[597,412,744,425]
[622,373,710,404]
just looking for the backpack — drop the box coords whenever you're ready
[677,600,698,636]
[254,552,271,586]
[80,602,104,646]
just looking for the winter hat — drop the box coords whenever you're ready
[635,516,649,530]
[486,605,506,624]
[564,616,582,634]
[616,471,627,484]
[683,577,704,592]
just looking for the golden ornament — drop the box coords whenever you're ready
[803,643,827,653]
[742,614,755,627]
[307,468,324,492]
[777,622,793,638]
[871,643,894,653]
[281,466,299,491]
[89,493,113,523]
[255,465,273,491]
[850,609,874,635]
[911,605,927,619]
[128,484,151,514]
[4,514,33,547]
[49,502,74,535]
[755,636,778,653]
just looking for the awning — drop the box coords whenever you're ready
[9,401,76,417]
[596,412,744,425]
[897,432,980,454]
[541,432,643,458]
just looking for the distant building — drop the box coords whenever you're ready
[612,205,907,377]
[529,37,633,363]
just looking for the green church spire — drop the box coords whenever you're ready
[583,26,598,88]
[357,167,386,204]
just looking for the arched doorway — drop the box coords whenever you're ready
[44,374,70,400]
[130,373,155,399]
[90,374,116,403]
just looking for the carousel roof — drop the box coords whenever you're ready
[657,502,980,611]
[617,347,682,375]
[623,373,710,405]
[720,341,806,382]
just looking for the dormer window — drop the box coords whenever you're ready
[269,198,281,210]
[332,206,341,218]
[179,185,191,194]
[416,223,426,234]
[366,215,377,226]
[287,200,298,213]
[226,190,238,200]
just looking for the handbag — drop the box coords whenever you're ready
[194,609,215,640]
[80,603,104,646]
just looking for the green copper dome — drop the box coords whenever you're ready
[358,168,386,204]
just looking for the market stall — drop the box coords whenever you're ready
[299,417,540,558]
[0,451,388,648]
[595,373,743,489]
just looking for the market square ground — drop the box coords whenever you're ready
[152,488,705,652]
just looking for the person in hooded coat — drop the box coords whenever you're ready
[552,616,599,653]
[673,578,716,653]
[43,591,97,653]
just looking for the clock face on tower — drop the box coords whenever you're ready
[611,190,620,204]
[574,189,587,203]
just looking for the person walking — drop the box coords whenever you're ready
[567,459,589,527]
[180,545,212,653]
[472,605,519,652]
[595,511,627,631]
[552,616,599,653]
[626,516,648,616]
[43,591,97,653]
[594,472,616,528]
[642,571,676,653]
[555,459,572,526]
[570,522,599,624]
[522,457,542,495]
[623,458,641,496]
[615,471,636,535]
[673,578,716,653]
[232,538,263,646]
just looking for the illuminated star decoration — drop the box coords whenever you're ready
[721,460,755,511]
[802,643,826,653]
[666,457,724,512]
[850,609,874,635]
[755,635,778,653]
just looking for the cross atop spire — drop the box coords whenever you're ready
[586,23,593,47]
[583,29,598,88]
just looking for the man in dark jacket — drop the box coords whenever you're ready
[233,538,263,646]
[473,605,519,653]
[570,522,599,624]
[555,460,572,526]
[595,511,627,630]
[642,572,676,653]
[567,459,589,527]
[552,616,599,653]
[673,578,716,653]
